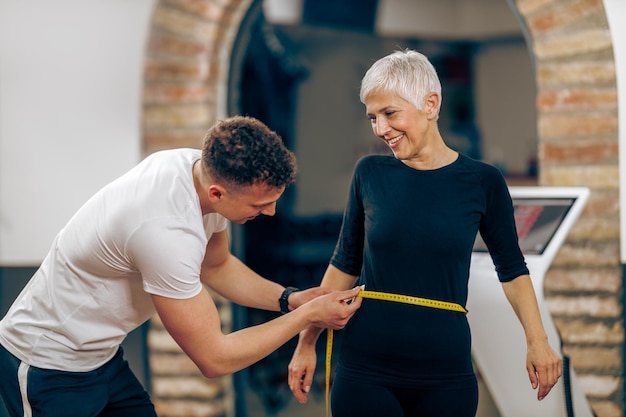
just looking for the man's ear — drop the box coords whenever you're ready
[208,185,226,202]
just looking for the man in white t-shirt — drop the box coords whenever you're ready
[0,116,363,417]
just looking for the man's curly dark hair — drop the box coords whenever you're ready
[201,116,297,189]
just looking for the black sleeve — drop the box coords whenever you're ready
[478,167,530,282]
[330,159,366,277]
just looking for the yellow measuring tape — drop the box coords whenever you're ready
[324,290,467,417]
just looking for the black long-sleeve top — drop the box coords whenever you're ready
[330,153,529,387]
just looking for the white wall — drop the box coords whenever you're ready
[0,0,156,265]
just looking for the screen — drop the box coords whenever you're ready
[473,198,576,255]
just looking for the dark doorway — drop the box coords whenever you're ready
[227,2,534,415]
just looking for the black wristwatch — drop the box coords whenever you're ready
[279,287,299,314]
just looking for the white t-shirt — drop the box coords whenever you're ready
[0,149,228,371]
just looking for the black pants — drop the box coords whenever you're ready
[331,368,478,417]
[0,344,157,417]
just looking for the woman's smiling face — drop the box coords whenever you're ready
[364,90,437,162]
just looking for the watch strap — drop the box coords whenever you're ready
[279,286,299,314]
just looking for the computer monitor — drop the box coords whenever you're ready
[473,197,576,255]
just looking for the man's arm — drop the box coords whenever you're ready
[293,264,359,342]
[200,230,330,311]
[501,274,562,401]
[151,284,362,378]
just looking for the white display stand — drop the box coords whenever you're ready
[468,187,594,417]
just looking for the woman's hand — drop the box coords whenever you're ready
[288,330,320,403]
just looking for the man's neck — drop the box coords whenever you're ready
[192,159,213,215]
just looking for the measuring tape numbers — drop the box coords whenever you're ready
[324,290,467,417]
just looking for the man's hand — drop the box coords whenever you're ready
[304,286,363,330]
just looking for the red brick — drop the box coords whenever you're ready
[164,0,227,22]
[143,128,208,153]
[517,0,560,16]
[583,190,619,216]
[144,59,210,81]
[578,375,620,398]
[153,398,226,417]
[537,61,616,86]
[538,113,618,139]
[544,267,621,292]
[533,29,612,60]
[537,88,617,112]
[527,0,603,33]
[143,104,212,129]
[553,318,623,344]
[152,5,219,39]
[551,240,619,267]
[565,345,622,370]
[589,401,623,417]
[567,216,619,241]
[541,165,619,190]
[541,140,618,163]
[143,83,214,105]
[152,376,224,398]
[148,33,213,58]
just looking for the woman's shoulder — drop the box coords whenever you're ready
[456,154,503,177]
[355,153,396,169]
[456,153,496,170]
[451,154,509,194]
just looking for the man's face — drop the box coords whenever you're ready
[219,183,285,224]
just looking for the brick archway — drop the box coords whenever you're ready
[142,0,621,416]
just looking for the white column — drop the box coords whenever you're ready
[603,0,626,261]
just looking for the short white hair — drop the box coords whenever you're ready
[359,49,442,114]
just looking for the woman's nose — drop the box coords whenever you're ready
[373,118,389,137]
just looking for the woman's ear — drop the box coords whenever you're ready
[425,92,440,120]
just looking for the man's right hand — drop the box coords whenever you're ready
[305,286,363,330]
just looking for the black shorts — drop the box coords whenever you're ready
[0,344,156,417]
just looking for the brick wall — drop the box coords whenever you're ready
[142,0,624,416]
